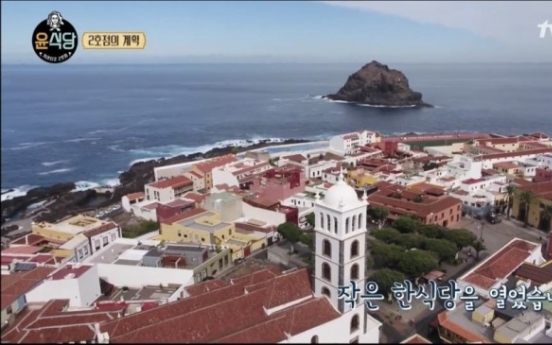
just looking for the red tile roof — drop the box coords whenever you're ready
[11,234,47,246]
[462,239,537,289]
[1,299,120,343]
[50,264,92,280]
[462,178,486,185]
[160,207,207,225]
[1,245,42,254]
[475,148,552,160]
[515,262,552,285]
[194,155,238,174]
[84,222,118,238]
[183,192,209,204]
[282,153,306,163]
[125,192,144,201]
[148,175,193,189]
[437,305,487,343]
[0,267,56,309]
[401,334,432,344]
[99,268,337,343]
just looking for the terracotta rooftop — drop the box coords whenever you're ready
[529,132,549,139]
[462,178,486,185]
[475,148,552,160]
[141,202,160,210]
[194,155,238,174]
[281,154,306,163]
[515,181,552,201]
[1,299,121,343]
[1,245,42,255]
[401,334,432,344]
[235,222,276,234]
[1,267,56,309]
[50,264,92,280]
[148,175,193,190]
[493,161,519,170]
[183,192,209,204]
[437,304,488,343]
[26,254,66,265]
[461,239,538,290]
[515,261,552,285]
[125,192,144,201]
[99,268,339,343]
[11,234,47,246]
[160,207,207,225]
[84,222,118,238]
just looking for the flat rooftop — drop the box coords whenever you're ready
[35,215,104,235]
[87,243,136,264]
[106,285,178,302]
[176,211,229,232]
[50,264,92,280]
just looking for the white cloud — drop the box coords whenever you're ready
[322,1,552,50]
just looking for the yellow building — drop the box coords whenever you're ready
[347,169,378,187]
[511,181,552,230]
[32,214,104,242]
[51,233,89,258]
[159,208,266,260]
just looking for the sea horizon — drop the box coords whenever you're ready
[2,62,552,194]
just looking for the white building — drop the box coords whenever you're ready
[474,149,552,169]
[312,170,381,342]
[145,175,194,203]
[447,156,483,180]
[212,158,271,188]
[183,170,206,191]
[58,233,92,262]
[25,264,102,308]
[329,130,381,155]
[525,154,552,169]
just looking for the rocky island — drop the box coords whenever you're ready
[325,61,433,108]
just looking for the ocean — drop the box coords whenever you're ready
[2,63,552,198]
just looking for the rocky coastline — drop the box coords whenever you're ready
[1,139,310,226]
[325,60,433,108]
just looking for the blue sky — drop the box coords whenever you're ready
[2,1,551,64]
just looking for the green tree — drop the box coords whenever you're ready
[424,238,457,264]
[520,191,534,227]
[277,222,302,252]
[472,240,487,259]
[422,162,440,171]
[300,233,314,250]
[370,242,405,269]
[418,224,446,239]
[371,228,401,244]
[369,269,406,296]
[367,206,389,229]
[505,184,516,219]
[443,229,477,251]
[395,233,426,250]
[122,220,159,238]
[305,213,315,227]
[398,250,439,278]
[541,205,552,232]
[393,216,422,233]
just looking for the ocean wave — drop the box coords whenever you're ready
[3,141,55,151]
[315,95,418,108]
[63,137,101,143]
[37,168,74,176]
[1,185,37,202]
[41,160,68,167]
[72,177,120,192]
[88,119,152,135]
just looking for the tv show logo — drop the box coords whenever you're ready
[32,11,78,64]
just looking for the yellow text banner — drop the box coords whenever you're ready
[82,32,146,49]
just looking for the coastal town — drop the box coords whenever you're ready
[1,129,552,343]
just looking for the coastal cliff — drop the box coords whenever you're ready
[325,61,432,108]
[1,139,310,225]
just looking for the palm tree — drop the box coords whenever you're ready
[472,241,486,259]
[505,184,516,219]
[541,205,552,232]
[519,191,534,228]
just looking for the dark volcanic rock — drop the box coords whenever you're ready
[1,138,311,224]
[326,61,432,108]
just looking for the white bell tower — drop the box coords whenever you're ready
[313,169,368,314]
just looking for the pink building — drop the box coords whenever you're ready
[249,166,305,201]
[535,167,552,182]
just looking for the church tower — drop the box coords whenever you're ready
[313,169,368,314]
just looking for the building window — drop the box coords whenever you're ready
[322,263,331,281]
[102,236,109,246]
[320,213,324,229]
[350,314,360,333]
[311,335,319,343]
[94,239,100,251]
[323,239,332,257]
[350,240,359,258]
[201,238,205,242]
[178,231,182,237]
[83,246,89,256]
[357,214,362,229]
[229,229,232,235]
[321,287,331,298]
[326,214,331,231]
[351,215,356,231]
[218,259,223,269]
[345,217,350,234]
[350,264,359,280]
[111,232,116,241]
[224,256,229,266]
